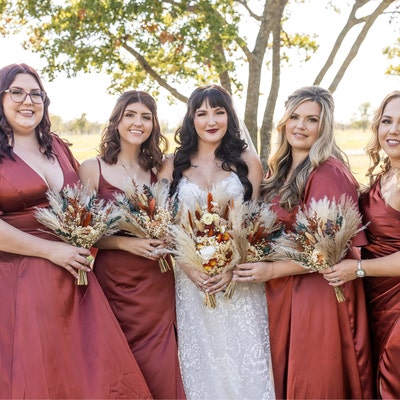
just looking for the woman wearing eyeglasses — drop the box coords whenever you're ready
[0,63,152,399]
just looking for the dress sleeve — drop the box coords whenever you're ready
[303,157,367,247]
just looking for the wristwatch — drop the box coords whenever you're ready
[356,259,366,278]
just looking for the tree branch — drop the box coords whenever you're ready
[328,0,396,92]
[121,42,188,103]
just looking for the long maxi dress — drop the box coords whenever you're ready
[265,156,375,399]
[360,178,400,398]
[174,173,275,400]
[93,158,186,400]
[0,135,152,399]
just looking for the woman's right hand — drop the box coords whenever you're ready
[179,262,210,292]
[95,235,166,260]
[47,242,92,279]
[121,237,167,260]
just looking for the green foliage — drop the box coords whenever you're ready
[2,0,397,167]
[1,0,321,97]
[383,37,400,75]
[280,32,319,63]
[50,113,104,136]
[348,102,372,132]
[3,0,243,93]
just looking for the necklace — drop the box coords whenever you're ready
[119,161,137,181]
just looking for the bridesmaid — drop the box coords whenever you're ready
[234,85,374,399]
[0,63,151,399]
[326,90,400,398]
[79,90,185,400]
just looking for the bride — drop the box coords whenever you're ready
[158,84,275,400]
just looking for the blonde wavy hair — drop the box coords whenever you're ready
[260,85,349,211]
[365,90,400,186]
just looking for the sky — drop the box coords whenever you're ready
[1,1,399,126]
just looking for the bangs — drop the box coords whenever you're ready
[192,87,230,111]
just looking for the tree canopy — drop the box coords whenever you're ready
[1,0,399,166]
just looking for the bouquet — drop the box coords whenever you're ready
[113,179,175,273]
[272,195,365,302]
[35,183,122,285]
[170,189,241,308]
[231,200,282,263]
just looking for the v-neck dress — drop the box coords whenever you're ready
[360,178,400,398]
[0,135,152,399]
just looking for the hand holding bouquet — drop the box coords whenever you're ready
[273,195,365,302]
[114,179,175,272]
[171,191,241,308]
[35,183,122,285]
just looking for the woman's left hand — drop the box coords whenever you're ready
[319,259,358,286]
[232,261,272,283]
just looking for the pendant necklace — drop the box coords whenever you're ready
[119,160,137,181]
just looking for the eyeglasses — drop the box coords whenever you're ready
[3,87,47,104]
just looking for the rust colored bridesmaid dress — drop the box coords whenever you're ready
[266,157,374,399]
[93,158,185,400]
[0,135,152,399]
[360,178,400,398]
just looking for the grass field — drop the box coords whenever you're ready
[62,127,372,185]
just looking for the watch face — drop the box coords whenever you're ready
[356,269,366,277]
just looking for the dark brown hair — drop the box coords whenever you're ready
[0,63,53,162]
[99,90,168,171]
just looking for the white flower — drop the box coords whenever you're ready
[201,212,216,225]
[198,245,216,262]
[311,248,324,265]
[212,213,220,222]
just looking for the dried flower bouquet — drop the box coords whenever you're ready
[35,183,121,285]
[171,189,241,308]
[273,195,364,302]
[114,179,175,273]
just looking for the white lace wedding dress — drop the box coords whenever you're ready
[175,174,275,400]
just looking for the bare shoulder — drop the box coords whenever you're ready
[80,157,98,168]
[242,149,262,168]
[158,154,175,181]
[79,157,99,173]
[78,157,100,190]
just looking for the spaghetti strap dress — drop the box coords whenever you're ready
[93,157,185,399]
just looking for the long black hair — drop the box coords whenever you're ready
[170,84,252,200]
